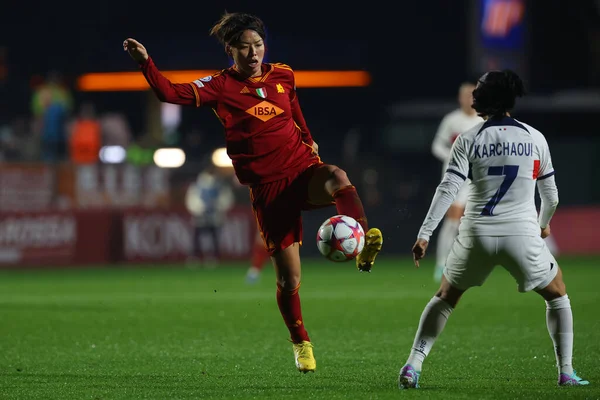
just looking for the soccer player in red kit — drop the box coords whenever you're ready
[123,12,383,373]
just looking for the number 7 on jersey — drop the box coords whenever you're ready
[481,165,520,216]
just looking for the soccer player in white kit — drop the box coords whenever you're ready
[398,70,589,389]
[431,83,483,282]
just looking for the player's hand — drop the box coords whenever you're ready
[412,239,429,268]
[541,225,551,238]
[123,38,149,63]
[311,141,319,156]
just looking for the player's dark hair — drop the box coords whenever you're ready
[209,12,266,46]
[472,69,526,118]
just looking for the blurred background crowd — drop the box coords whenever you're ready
[0,0,599,267]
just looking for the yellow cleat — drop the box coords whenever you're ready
[293,341,316,373]
[356,228,383,272]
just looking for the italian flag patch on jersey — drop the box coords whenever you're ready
[256,88,267,98]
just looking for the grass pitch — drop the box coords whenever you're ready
[0,256,599,399]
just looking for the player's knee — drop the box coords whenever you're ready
[538,278,567,300]
[276,273,301,289]
[435,291,458,307]
[555,278,567,295]
[326,165,351,192]
[435,282,464,307]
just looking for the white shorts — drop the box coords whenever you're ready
[444,235,558,292]
[453,181,470,207]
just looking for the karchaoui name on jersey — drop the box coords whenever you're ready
[473,142,533,159]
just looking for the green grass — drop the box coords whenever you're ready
[0,256,599,399]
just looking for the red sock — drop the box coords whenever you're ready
[276,283,310,343]
[332,185,369,232]
[251,242,271,271]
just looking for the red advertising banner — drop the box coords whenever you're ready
[551,206,600,255]
[0,205,597,268]
[0,206,256,268]
[0,164,55,211]
[0,211,75,265]
[0,210,115,267]
[121,206,256,263]
[122,208,193,262]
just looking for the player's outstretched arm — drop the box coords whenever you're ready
[123,38,148,63]
[123,38,196,106]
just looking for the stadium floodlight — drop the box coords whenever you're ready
[99,146,127,164]
[211,147,233,168]
[153,148,186,168]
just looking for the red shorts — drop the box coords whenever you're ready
[250,163,333,255]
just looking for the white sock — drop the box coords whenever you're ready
[406,297,454,371]
[546,294,574,375]
[436,219,460,268]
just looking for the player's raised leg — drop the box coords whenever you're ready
[307,164,383,272]
[245,231,271,284]
[398,276,465,389]
[535,267,589,386]
[272,243,316,373]
[434,204,463,282]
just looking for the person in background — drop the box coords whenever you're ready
[245,231,272,284]
[68,103,101,165]
[31,71,73,162]
[185,166,235,266]
[430,82,483,282]
[100,111,132,148]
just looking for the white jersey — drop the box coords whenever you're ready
[418,117,558,241]
[449,118,555,236]
[432,109,483,176]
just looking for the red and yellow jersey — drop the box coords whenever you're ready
[141,59,318,185]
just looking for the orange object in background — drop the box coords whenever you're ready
[69,119,101,164]
[77,70,371,91]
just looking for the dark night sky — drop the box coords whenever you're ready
[1,0,598,128]
[2,0,597,93]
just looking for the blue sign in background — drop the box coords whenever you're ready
[480,0,526,50]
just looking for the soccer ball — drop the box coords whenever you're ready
[316,215,365,262]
